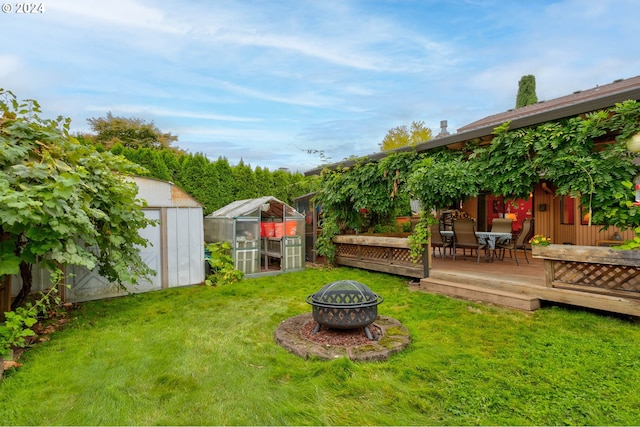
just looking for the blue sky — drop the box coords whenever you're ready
[1,0,639,172]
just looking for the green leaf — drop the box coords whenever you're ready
[0,241,21,275]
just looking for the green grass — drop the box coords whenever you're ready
[2,266,640,425]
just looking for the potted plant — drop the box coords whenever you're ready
[529,234,551,258]
[529,234,551,247]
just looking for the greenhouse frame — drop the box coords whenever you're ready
[204,196,305,277]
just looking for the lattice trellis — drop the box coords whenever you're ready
[336,244,414,265]
[391,248,413,265]
[361,245,389,261]
[336,243,359,258]
[553,261,640,296]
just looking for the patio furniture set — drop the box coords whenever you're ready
[431,217,535,264]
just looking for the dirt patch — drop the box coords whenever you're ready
[300,320,382,346]
[1,303,77,379]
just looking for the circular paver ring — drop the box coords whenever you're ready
[274,313,410,361]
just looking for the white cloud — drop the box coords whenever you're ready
[1,0,638,173]
[52,0,187,34]
[84,104,262,123]
[0,55,22,79]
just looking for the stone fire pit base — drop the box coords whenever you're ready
[275,313,410,361]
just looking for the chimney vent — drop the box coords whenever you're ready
[436,120,450,138]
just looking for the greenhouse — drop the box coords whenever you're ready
[204,196,305,276]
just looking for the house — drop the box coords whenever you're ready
[305,75,640,246]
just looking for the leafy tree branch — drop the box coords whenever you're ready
[1,89,157,307]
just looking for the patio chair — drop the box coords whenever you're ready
[430,222,452,259]
[497,218,534,266]
[452,218,487,263]
[489,218,514,258]
[490,218,513,234]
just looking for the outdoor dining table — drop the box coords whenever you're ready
[440,230,512,250]
[440,230,512,261]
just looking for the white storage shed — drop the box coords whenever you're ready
[8,176,205,303]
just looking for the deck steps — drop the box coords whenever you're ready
[420,277,542,311]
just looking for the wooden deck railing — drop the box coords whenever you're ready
[532,244,640,300]
[333,234,429,278]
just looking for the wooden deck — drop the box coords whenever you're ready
[327,234,640,316]
[419,248,640,316]
[429,249,545,286]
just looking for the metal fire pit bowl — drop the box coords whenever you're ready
[305,280,384,340]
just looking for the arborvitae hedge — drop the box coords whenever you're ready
[111,145,315,214]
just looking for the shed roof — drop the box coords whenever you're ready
[207,196,303,219]
[130,176,202,208]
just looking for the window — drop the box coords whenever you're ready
[580,204,601,226]
[560,196,575,225]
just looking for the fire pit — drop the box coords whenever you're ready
[306,280,384,340]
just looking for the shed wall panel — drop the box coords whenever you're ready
[461,198,477,222]
[188,208,206,284]
[167,207,204,287]
[132,209,163,293]
[63,209,163,302]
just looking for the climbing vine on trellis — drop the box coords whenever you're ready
[314,100,640,262]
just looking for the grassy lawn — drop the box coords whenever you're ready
[1,266,640,425]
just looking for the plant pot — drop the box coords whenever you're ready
[531,245,543,257]
[396,216,411,224]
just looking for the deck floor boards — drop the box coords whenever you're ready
[429,248,545,286]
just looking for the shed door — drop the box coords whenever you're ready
[66,209,162,302]
[133,209,162,292]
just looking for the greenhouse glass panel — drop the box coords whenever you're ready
[204,196,305,276]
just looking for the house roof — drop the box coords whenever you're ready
[304,75,640,176]
[458,75,640,133]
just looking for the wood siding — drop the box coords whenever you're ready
[533,184,554,240]
[455,183,636,247]
[461,198,478,223]
[530,183,633,246]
